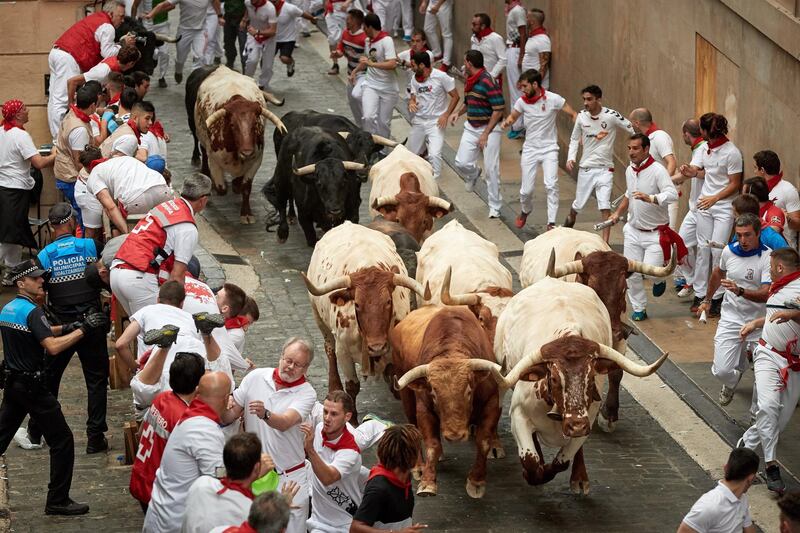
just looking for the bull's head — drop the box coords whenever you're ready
[338,131,397,163]
[503,335,668,438]
[292,157,368,224]
[546,248,676,343]
[372,173,452,242]
[301,266,430,358]
[205,96,287,160]
[397,358,505,441]
[115,16,172,75]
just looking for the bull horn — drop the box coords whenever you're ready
[371,134,398,147]
[372,195,398,209]
[468,359,506,387]
[342,161,366,171]
[440,266,481,306]
[393,273,431,300]
[300,272,351,296]
[427,196,452,212]
[205,108,226,129]
[338,131,350,139]
[292,156,316,176]
[261,90,285,106]
[627,246,677,278]
[596,344,669,377]
[261,106,287,134]
[503,348,545,388]
[397,364,430,389]
[551,258,584,278]
[154,33,179,43]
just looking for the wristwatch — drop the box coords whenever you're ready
[262,409,271,421]
[737,286,745,297]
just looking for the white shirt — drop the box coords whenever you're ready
[181,475,251,533]
[167,221,199,265]
[397,48,434,99]
[364,34,398,93]
[682,481,752,533]
[768,178,800,246]
[647,129,674,169]
[505,4,526,45]
[689,140,743,205]
[470,32,507,80]
[275,1,303,42]
[68,126,91,151]
[87,156,167,206]
[95,23,121,58]
[0,127,38,190]
[245,0,277,32]
[144,414,225,533]
[306,423,363,532]
[762,279,800,354]
[568,107,635,168]
[513,90,565,154]
[228,327,246,355]
[624,158,678,230]
[686,140,707,211]
[718,245,771,324]
[83,61,113,84]
[409,69,455,119]
[141,131,168,161]
[522,32,551,87]
[232,368,316,471]
[170,0,212,31]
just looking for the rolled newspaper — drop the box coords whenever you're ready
[610,193,626,209]
[699,310,707,324]
[593,217,624,231]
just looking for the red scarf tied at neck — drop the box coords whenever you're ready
[632,155,656,175]
[217,477,255,500]
[102,56,122,72]
[521,88,546,105]
[88,157,109,172]
[322,427,360,453]
[107,92,121,106]
[531,26,548,36]
[251,0,267,9]
[272,0,284,14]
[766,171,783,193]
[474,27,494,42]
[179,397,221,425]
[368,463,412,498]
[70,104,92,124]
[706,135,729,154]
[149,121,165,139]
[644,122,661,136]
[2,99,25,131]
[126,118,141,141]
[222,521,258,533]
[690,136,704,151]
[769,270,800,297]
[370,30,390,44]
[272,368,306,388]
[225,315,250,330]
[464,68,486,93]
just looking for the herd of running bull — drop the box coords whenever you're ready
[185,62,674,498]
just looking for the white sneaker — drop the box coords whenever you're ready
[677,286,693,298]
[464,178,477,193]
[719,385,735,406]
[14,427,42,450]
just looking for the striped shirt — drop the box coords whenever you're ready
[464,70,504,128]
[337,29,367,75]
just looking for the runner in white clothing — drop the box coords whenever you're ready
[504,0,527,138]
[629,108,678,228]
[609,133,679,320]
[469,14,506,83]
[272,0,317,77]
[752,150,800,248]
[521,9,550,88]
[242,0,278,89]
[396,30,433,103]
[406,52,458,180]
[501,69,576,229]
[565,84,635,242]
[419,0,453,71]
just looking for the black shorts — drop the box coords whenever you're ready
[275,41,296,58]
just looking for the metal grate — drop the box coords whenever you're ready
[213,254,248,265]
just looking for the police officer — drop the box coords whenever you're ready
[0,259,105,515]
[26,203,110,454]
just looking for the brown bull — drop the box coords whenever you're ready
[391,305,504,499]
[372,173,452,242]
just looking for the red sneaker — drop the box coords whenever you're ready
[515,212,528,228]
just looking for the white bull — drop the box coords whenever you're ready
[519,227,610,286]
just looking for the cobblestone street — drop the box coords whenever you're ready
[5,34,726,533]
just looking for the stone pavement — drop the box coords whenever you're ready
[3,30,749,533]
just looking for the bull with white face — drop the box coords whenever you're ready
[369,145,452,243]
[519,227,675,431]
[302,222,429,420]
[495,278,668,494]
[186,65,286,224]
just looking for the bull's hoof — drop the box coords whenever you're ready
[411,465,423,481]
[570,478,591,495]
[277,225,289,243]
[596,411,617,434]
[240,215,256,224]
[215,185,228,196]
[488,444,506,459]
[417,481,437,497]
[465,478,486,499]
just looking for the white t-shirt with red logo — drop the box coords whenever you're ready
[408,69,455,119]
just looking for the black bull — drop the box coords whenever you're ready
[115,17,172,75]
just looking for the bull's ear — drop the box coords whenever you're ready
[329,289,354,306]
[299,173,316,184]
[374,204,398,218]
[426,205,450,219]
[390,265,400,274]
[593,358,619,375]
[519,363,548,382]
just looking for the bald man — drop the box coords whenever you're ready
[144,372,231,532]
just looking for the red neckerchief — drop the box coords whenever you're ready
[706,135,729,154]
[322,427,360,453]
[225,316,250,330]
[370,31,390,44]
[414,70,429,82]
[632,155,656,175]
[88,157,108,172]
[521,87,545,105]
[107,92,121,106]
[656,225,688,265]
[149,121,165,139]
[690,136,704,151]
[222,522,258,533]
[504,0,521,14]
[251,0,267,9]
[126,118,141,141]
[102,56,122,72]
[769,270,800,297]
[272,368,306,388]
[766,171,783,192]
[179,397,222,425]
[464,68,486,93]
[272,0,284,14]
[644,123,660,136]
[531,26,547,36]
[474,27,493,42]
[368,464,411,499]
[2,120,23,131]
[216,477,255,500]
[69,105,92,123]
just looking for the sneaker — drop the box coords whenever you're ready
[690,296,703,313]
[709,297,722,318]
[465,178,477,193]
[287,59,295,77]
[301,30,311,38]
[403,34,411,42]
[652,281,666,297]
[174,71,183,84]
[515,211,528,229]
[563,211,576,228]
[45,498,90,516]
[507,129,523,140]
[158,77,167,88]
[327,64,339,75]
[14,427,42,450]
[143,325,180,347]
[674,278,686,291]
[86,434,108,454]
[631,310,648,321]
[193,312,225,336]
[489,211,501,219]
[677,285,693,298]
[718,385,735,406]
[362,413,394,427]
[546,223,556,231]
[766,464,786,494]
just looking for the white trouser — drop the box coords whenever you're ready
[244,36,277,90]
[372,2,392,33]
[506,47,524,131]
[75,179,104,229]
[361,86,397,139]
[424,0,452,65]
[175,27,208,73]
[520,149,558,223]
[325,10,347,47]
[204,12,223,64]
[712,320,758,389]
[741,345,800,463]
[149,22,172,80]
[694,203,733,299]
[280,467,309,533]
[47,48,82,141]
[399,0,413,35]
[407,117,445,179]
[668,201,678,230]
[110,268,159,316]
[572,167,613,212]
[623,224,664,313]
[454,121,502,216]
[0,244,22,268]
[347,76,364,128]
[124,184,174,215]
[676,209,697,284]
